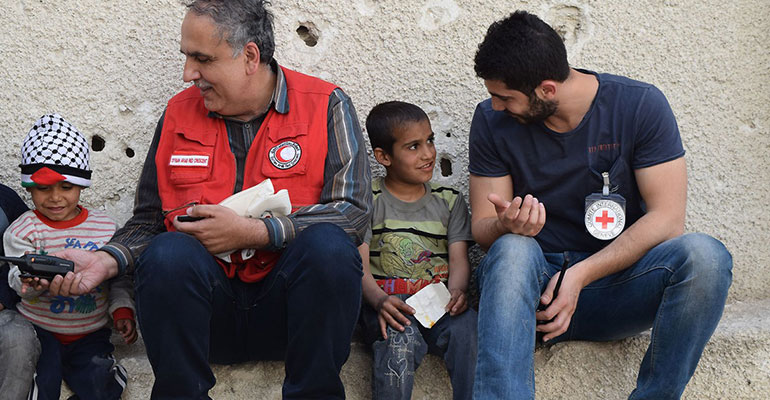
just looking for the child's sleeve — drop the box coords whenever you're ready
[2,219,36,259]
[446,192,473,245]
[3,219,44,298]
[107,274,136,321]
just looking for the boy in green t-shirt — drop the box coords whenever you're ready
[359,101,477,400]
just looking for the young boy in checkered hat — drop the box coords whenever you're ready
[3,113,136,400]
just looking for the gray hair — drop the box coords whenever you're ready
[186,0,275,62]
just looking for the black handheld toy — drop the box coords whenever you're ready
[0,254,74,280]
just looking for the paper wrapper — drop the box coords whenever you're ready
[405,283,451,328]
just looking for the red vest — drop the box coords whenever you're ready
[155,67,337,282]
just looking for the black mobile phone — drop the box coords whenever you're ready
[536,259,569,343]
[177,215,205,222]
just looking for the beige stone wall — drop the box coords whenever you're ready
[1,0,767,302]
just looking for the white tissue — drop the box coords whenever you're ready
[215,179,291,262]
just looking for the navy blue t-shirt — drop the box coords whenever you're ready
[469,70,685,253]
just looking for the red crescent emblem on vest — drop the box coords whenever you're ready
[268,141,302,170]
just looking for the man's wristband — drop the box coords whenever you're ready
[97,245,128,277]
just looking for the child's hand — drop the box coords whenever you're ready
[376,295,415,340]
[445,288,468,316]
[115,319,138,345]
[20,276,47,293]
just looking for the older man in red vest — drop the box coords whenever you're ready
[47,1,371,398]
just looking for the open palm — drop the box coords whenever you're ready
[46,249,117,296]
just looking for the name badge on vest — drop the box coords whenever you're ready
[584,172,626,240]
[169,154,210,167]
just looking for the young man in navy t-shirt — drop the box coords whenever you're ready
[468,11,732,400]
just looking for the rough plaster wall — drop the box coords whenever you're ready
[0,0,767,303]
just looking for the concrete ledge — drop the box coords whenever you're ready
[62,300,770,399]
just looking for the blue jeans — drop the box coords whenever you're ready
[0,309,40,399]
[473,233,732,400]
[360,296,477,400]
[34,327,126,400]
[135,223,363,400]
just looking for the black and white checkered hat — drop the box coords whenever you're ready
[20,113,92,188]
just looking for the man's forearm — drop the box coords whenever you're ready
[570,210,684,287]
[472,217,508,250]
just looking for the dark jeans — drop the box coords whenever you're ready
[360,295,477,400]
[135,223,363,400]
[34,327,126,400]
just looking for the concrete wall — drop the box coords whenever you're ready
[0,0,767,304]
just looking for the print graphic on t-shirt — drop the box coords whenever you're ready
[378,232,447,281]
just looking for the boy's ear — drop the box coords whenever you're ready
[373,147,392,167]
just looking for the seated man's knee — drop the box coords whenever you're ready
[137,232,210,280]
[135,232,219,301]
[479,234,542,285]
[671,233,733,291]
[290,223,360,280]
[293,223,352,256]
[487,234,541,266]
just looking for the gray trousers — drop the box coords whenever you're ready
[0,309,40,399]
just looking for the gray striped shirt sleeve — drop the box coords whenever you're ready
[262,88,372,249]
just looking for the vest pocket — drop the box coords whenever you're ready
[262,123,309,178]
[169,128,217,185]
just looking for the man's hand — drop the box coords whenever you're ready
[173,205,268,254]
[116,319,138,345]
[445,288,468,316]
[535,267,587,342]
[48,250,118,297]
[489,193,546,237]
[376,295,415,340]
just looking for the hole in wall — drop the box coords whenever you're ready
[445,131,451,138]
[125,147,135,158]
[296,23,319,47]
[92,135,105,152]
[440,157,452,177]
[546,5,587,50]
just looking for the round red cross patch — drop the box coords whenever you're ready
[268,141,302,170]
[584,199,626,240]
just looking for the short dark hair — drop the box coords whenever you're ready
[186,0,275,63]
[365,101,429,155]
[474,10,570,94]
